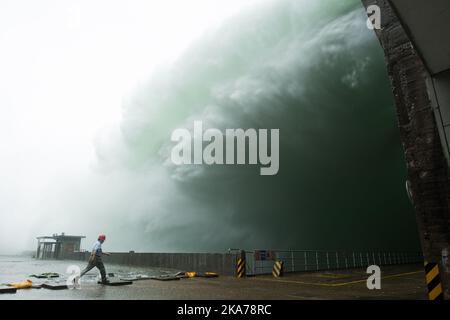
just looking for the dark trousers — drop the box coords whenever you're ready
[80,256,107,282]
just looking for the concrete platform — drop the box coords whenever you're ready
[0,263,428,300]
[120,264,427,300]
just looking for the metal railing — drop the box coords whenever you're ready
[229,249,423,276]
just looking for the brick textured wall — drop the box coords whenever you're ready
[362,0,450,262]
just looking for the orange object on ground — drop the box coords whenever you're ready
[9,279,33,289]
[204,272,219,278]
[186,272,197,278]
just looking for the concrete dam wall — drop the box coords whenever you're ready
[65,251,238,276]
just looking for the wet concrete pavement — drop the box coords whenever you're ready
[0,255,428,300]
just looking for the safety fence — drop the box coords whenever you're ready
[229,249,423,276]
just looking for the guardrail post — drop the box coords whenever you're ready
[353,252,356,268]
[424,261,444,300]
[304,251,307,271]
[291,251,295,272]
[326,251,330,270]
[272,260,284,278]
[336,252,339,269]
[236,250,246,278]
[315,251,319,271]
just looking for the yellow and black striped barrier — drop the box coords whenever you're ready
[272,260,284,278]
[236,254,246,278]
[424,261,444,300]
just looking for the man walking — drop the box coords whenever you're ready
[80,234,111,284]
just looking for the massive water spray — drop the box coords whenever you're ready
[14,0,420,253]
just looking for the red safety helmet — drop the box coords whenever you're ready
[98,234,106,241]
